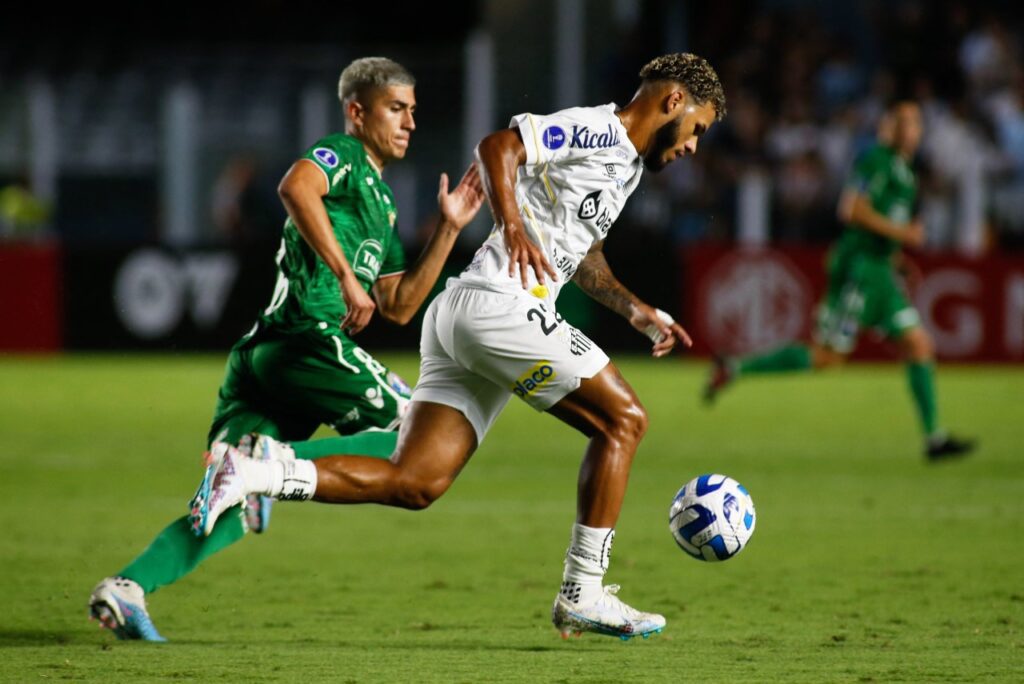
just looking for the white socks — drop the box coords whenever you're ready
[240,457,318,501]
[560,523,614,605]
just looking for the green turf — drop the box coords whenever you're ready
[0,354,1021,683]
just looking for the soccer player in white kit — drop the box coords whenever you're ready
[197,53,725,640]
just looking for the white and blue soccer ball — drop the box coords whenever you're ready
[669,474,756,562]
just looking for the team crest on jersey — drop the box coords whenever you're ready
[313,147,339,168]
[353,239,384,281]
[578,190,602,220]
[542,126,566,150]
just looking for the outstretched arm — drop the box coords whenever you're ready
[373,164,485,325]
[475,127,558,288]
[279,159,376,335]
[573,241,692,357]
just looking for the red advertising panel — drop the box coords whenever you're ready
[0,242,62,352]
[681,244,1024,363]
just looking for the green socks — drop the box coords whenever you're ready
[119,430,399,594]
[906,361,939,436]
[291,430,397,460]
[120,508,247,594]
[738,344,812,375]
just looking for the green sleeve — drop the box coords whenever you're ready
[379,227,407,277]
[846,148,886,196]
[299,137,359,197]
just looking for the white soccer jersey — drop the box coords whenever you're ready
[458,103,644,304]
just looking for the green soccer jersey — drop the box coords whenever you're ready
[261,134,406,333]
[835,143,917,261]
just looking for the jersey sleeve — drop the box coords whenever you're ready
[846,148,887,197]
[379,227,406,277]
[298,137,358,196]
[512,110,611,167]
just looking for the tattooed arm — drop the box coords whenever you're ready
[573,241,692,356]
[572,241,641,319]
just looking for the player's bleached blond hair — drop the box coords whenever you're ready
[338,57,416,104]
[640,53,727,121]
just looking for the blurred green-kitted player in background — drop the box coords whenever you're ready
[704,101,975,462]
[88,56,484,641]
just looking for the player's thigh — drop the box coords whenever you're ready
[389,400,479,486]
[207,344,317,447]
[412,291,512,445]
[815,275,866,354]
[249,331,410,433]
[547,362,645,438]
[874,273,923,346]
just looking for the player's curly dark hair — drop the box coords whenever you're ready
[640,53,727,120]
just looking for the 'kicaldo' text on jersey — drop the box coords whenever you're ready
[458,104,643,304]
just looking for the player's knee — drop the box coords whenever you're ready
[911,329,933,360]
[392,474,451,510]
[607,399,648,447]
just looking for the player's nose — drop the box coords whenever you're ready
[684,138,698,155]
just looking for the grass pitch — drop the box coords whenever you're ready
[0,354,1021,683]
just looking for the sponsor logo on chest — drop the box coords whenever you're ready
[577,189,614,235]
[570,123,620,149]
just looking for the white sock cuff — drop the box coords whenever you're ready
[568,523,614,571]
[274,459,317,501]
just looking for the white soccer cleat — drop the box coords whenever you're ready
[88,577,166,642]
[188,441,253,537]
[551,584,666,641]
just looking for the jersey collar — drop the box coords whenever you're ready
[365,154,383,177]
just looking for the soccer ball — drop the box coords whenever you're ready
[669,474,756,562]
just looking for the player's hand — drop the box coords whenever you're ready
[438,163,486,231]
[630,304,693,357]
[504,223,558,289]
[338,273,376,335]
[903,220,926,248]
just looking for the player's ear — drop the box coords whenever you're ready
[346,99,365,128]
[665,89,686,115]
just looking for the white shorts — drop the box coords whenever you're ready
[412,282,609,444]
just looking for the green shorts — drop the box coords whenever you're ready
[207,324,412,447]
[815,254,920,354]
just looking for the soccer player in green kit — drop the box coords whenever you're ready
[88,57,485,640]
[704,101,974,461]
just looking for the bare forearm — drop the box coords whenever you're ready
[573,250,640,319]
[382,220,461,322]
